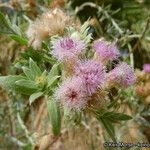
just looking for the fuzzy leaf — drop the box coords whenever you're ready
[22,67,34,80]
[47,63,60,88]
[47,98,61,136]
[0,75,26,89]
[0,12,21,35]
[15,80,38,95]
[47,76,60,87]
[29,58,42,78]
[47,63,60,80]
[0,12,12,34]
[29,92,43,105]
[80,21,92,43]
[80,21,89,34]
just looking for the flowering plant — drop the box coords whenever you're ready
[0,9,136,142]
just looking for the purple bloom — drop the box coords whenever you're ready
[54,77,88,111]
[93,38,120,63]
[107,62,136,87]
[51,37,85,61]
[143,64,150,73]
[75,60,106,96]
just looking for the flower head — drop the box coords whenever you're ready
[75,60,106,96]
[107,62,136,87]
[51,37,85,61]
[143,64,150,73]
[27,9,74,49]
[93,38,120,63]
[54,77,88,111]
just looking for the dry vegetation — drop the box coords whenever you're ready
[0,0,150,150]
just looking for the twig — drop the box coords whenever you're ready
[17,113,34,145]
[132,16,150,52]
[34,99,46,131]
[33,129,67,150]
[124,16,150,61]
[0,2,13,9]
[81,121,101,141]
[75,2,123,35]
[6,95,16,137]
[127,43,134,68]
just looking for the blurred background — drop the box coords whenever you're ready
[0,0,150,150]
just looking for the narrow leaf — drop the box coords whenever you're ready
[15,80,37,89]
[0,75,26,89]
[47,76,60,87]
[29,92,43,105]
[47,63,60,80]
[15,80,38,95]
[0,12,12,33]
[100,118,116,142]
[103,112,132,121]
[0,12,20,35]
[47,98,61,136]
[29,58,42,78]
[22,67,34,80]
[10,35,28,45]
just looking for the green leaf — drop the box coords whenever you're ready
[0,75,26,89]
[10,35,28,45]
[0,12,21,35]
[84,33,92,44]
[21,48,43,63]
[80,21,92,43]
[0,12,12,34]
[0,75,37,95]
[100,118,116,142]
[94,109,131,142]
[47,63,60,79]
[107,99,118,109]
[22,67,34,80]
[47,98,61,136]
[15,80,38,95]
[47,76,60,87]
[47,63,60,87]
[29,92,43,105]
[42,42,50,51]
[80,21,89,34]
[29,58,42,78]
[102,112,132,121]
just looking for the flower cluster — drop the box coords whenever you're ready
[27,10,136,111]
[52,35,136,111]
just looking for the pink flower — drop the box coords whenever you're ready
[75,60,106,96]
[51,37,85,61]
[93,38,120,63]
[107,62,136,87]
[143,64,150,73]
[54,77,88,111]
